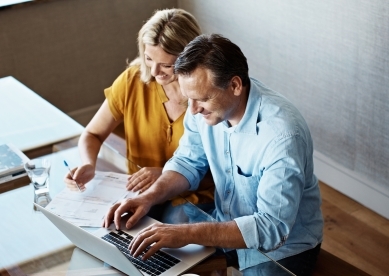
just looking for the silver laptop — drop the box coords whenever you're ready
[34,203,215,276]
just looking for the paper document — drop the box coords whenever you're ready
[46,171,138,227]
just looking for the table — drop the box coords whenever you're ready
[0,76,84,158]
[0,146,126,273]
[0,0,31,7]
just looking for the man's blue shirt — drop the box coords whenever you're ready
[164,78,323,269]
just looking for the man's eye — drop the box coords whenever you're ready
[162,65,173,68]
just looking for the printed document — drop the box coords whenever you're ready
[46,171,138,227]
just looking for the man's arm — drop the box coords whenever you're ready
[129,220,247,260]
[103,170,191,230]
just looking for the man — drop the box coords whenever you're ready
[103,34,323,275]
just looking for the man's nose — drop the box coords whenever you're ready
[190,99,201,115]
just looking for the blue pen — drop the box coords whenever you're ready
[64,160,82,192]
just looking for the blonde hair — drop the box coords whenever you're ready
[129,8,201,83]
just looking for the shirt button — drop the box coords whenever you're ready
[226,190,230,194]
[226,151,230,154]
[226,169,231,173]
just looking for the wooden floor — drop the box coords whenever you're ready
[320,181,389,276]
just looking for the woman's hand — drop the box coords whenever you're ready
[63,164,95,192]
[126,167,163,193]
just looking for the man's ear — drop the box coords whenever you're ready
[231,76,243,96]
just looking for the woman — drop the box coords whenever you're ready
[64,8,214,224]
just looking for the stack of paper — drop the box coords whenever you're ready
[45,171,138,227]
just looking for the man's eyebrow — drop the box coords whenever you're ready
[190,95,210,102]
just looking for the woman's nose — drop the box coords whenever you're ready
[150,63,159,76]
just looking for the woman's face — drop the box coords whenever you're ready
[144,44,177,85]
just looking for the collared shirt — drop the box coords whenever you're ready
[164,78,323,270]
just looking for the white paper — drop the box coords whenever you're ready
[45,171,138,227]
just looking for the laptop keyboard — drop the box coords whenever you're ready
[102,230,181,276]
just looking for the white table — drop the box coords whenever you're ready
[0,76,83,152]
[0,147,126,270]
[0,0,31,7]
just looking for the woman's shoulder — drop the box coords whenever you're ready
[110,65,146,90]
[123,65,142,80]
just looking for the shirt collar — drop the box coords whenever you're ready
[153,82,169,103]
[223,78,261,135]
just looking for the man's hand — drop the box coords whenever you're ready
[128,220,246,261]
[129,223,190,260]
[102,196,152,230]
[126,167,163,193]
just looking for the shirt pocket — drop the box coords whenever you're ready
[234,165,259,215]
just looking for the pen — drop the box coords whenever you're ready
[128,159,142,169]
[63,160,82,192]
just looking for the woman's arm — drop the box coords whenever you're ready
[64,100,122,190]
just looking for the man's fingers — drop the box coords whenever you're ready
[124,207,145,230]
[129,225,150,249]
[130,230,161,259]
[103,202,120,228]
[139,241,161,260]
[113,202,127,230]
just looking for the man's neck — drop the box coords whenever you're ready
[227,84,250,127]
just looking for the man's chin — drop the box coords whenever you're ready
[203,116,221,126]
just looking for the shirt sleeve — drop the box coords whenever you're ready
[104,67,140,121]
[234,134,308,252]
[163,109,209,191]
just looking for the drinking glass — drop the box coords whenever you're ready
[24,158,51,188]
[24,158,52,209]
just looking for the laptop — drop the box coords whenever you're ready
[34,203,215,276]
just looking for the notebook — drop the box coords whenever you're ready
[34,203,216,276]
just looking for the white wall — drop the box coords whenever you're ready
[179,0,389,219]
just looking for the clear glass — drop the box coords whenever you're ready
[24,158,52,209]
[24,158,51,188]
